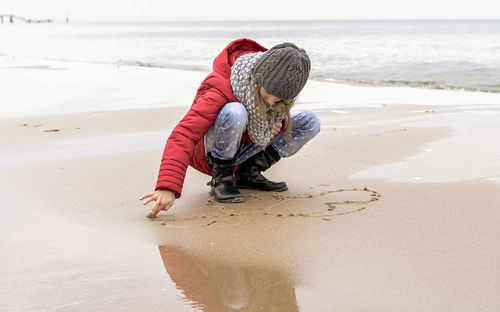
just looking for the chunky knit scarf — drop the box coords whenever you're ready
[230,52,287,147]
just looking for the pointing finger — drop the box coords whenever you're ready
[151,201,163,215]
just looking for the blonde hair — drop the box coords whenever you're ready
[255,83,296,139]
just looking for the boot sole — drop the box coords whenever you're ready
[217,197,245,203]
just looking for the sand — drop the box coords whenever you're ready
[1,58,500,311]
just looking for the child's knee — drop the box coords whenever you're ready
[221,102,248,122]
[295,111,321,135]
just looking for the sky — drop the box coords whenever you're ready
[2,0,499,22]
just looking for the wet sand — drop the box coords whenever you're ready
[1,60,500,311]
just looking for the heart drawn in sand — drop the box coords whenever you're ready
[149,186,382,229]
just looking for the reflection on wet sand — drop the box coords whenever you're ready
[158,245,298,311]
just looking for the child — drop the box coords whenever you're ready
[141,38,320,216]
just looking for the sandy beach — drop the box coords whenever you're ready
[1,58,500,311]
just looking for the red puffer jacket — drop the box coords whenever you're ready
[155,38,268,198]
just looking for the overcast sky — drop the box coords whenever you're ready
[2,0,499,22]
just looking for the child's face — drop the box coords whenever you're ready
[259,87,282,106]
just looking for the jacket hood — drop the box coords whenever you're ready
[212,38,267,78]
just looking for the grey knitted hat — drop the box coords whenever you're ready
[251,42,311,100]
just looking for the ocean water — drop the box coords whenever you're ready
[1,19,500,93]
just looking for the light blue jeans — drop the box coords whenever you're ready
[204,102,321,166]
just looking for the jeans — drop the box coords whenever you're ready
[204,102,321,166]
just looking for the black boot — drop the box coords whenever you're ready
[235,146,288,192]
[206,152,244,203]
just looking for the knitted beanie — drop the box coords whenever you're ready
[251,42,311,100]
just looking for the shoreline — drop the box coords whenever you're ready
[3,52,499,94]
[2,55,500,120]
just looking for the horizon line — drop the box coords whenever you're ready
[46,17,500,23]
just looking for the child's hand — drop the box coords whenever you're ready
[140,190,176,217]
[272,122,283,136]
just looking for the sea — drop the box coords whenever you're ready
[1,19,500,93]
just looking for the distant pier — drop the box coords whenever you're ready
[0,14,53,24]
